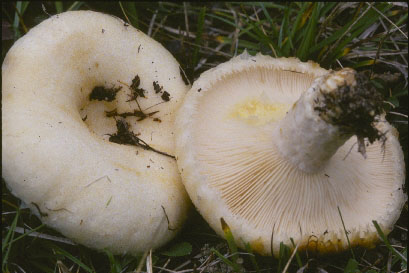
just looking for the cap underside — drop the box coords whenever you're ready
[178,62,406,255]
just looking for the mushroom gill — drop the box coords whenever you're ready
[175,52,406,256]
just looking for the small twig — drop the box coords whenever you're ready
[161,205,176,231]
[109,119,176,159]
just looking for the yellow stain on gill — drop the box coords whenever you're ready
[249,237,265,254]
[228,99,289,126]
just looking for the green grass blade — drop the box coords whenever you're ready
[323,4,393,64]
[259,2,278,37]
[351,59,376,69]
[277,242,291,272]
[373,221,407,263]
[160,242,192,257]
[221,36,260,50]
[312,2,392,60]
[3,223,45,249]
[395,12,408,26]
[319,2,337,17]
[244,242,260,273]
[67,2,84,11]
[206,13,237,28]
[54,2,63,14]
[238,21,270,42]
[246,21,282,56]
[53,246,93,273]
[343,258,359,273]
[255,2,290,10]
[338,206,356,260]
[211,248,241,272]
[192,6,206,67]
[287,2,309,52]
[12,1,23,39]
[2,210,20,271]
[221,218,240,265]
[120,2,139,28]
[290,238,303,268]
[1,211,19,252]
[105,249,122,273]
[297,2,320,61]
[278,4,290,49]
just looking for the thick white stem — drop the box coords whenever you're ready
[272,69,357,173]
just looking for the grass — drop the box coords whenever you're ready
[2,1,408,272]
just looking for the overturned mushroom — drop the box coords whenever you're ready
[2,11,191,254]
[174,52,406,256]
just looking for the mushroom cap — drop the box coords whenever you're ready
[2,11,191,254]
[174,52,406,256]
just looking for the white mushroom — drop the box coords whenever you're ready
[2,11,191,254]
[175,52,406,256]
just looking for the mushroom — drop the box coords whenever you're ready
[2,11,191,254]
[174,51,406,256]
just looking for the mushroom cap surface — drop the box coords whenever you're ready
[2,11,191,254]
[174,52,406,256]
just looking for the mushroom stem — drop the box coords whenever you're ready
[272,68,384,173]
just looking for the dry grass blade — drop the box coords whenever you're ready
[57,260,72,273]
[6,226,75,245]
[183,2,190,40]
[252,5,277,58]
[366,2,408,39]
[118,2,131,25]
[378,17,408,66]
[322,4,372,61]
[147,9,158,37]
[281,240,301,273]
[146,249,153,273]
[157,24,196,38]
[12,2,28,34]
